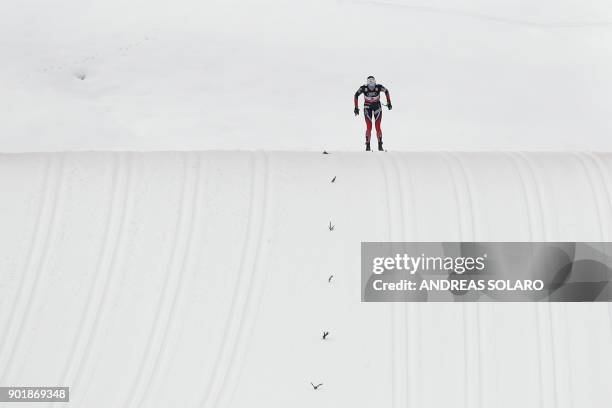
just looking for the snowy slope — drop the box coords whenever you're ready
[0,151,611,407]
[2,0,612,152]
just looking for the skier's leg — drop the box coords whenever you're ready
[364,106,373,150]
[374,109,382,141]
[374,109,384,150]
[364,107,373,143]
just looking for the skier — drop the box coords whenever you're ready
[354,76,392,151]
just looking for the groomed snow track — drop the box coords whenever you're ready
[0,151,611,407]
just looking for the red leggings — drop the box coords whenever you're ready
[364,104,382,142]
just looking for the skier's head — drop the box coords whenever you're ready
[367,75,376,89]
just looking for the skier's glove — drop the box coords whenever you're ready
[387,103,393,110]
[354,107,360,116]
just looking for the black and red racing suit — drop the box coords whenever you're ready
[354,84,391,142]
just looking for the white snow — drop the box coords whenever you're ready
[2,0,612,151]
[2,0,612,406]
[0,151,611,407]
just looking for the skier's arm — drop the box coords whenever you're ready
[354,87,363,108]
[354,86,363,115]
[381,85,392,109]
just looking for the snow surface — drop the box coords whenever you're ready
[3,0,612,406]
[2,0,612,152]
[0,151,611,407]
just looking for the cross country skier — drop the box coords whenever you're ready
[354,76,392,151]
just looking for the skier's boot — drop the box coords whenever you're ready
[366,142,371,151]
[378,140,384,151]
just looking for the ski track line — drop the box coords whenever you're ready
[587,152,612,340]
[516,152,559,408]
[510,152,574,407]
[575,152,612,402]
[450,152,485,408]
[503,152,535,245]
[60,153,134,406]
[389,154,417,238]
[0,156,62,384]
[53,154,119,401]
[213,151,270,408]
[2,155,67,383]
[223,152,272,408]
[389,153,421,408]
[199,152,268,408]
[121,154,197,408]
[447,152,483,408]
[376,153,406,408]
[147,156,212,404]
[387,154,411,408]
[375,154,396,408]
[197,153,257,408]
[573,152,606,241]
[571,152,609,405]
[524,152,572,408]
[560,301,575,408]
[345,0,612,29]
[505,152,545,408]
[440,152,471,408]
[0,156,52,376]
